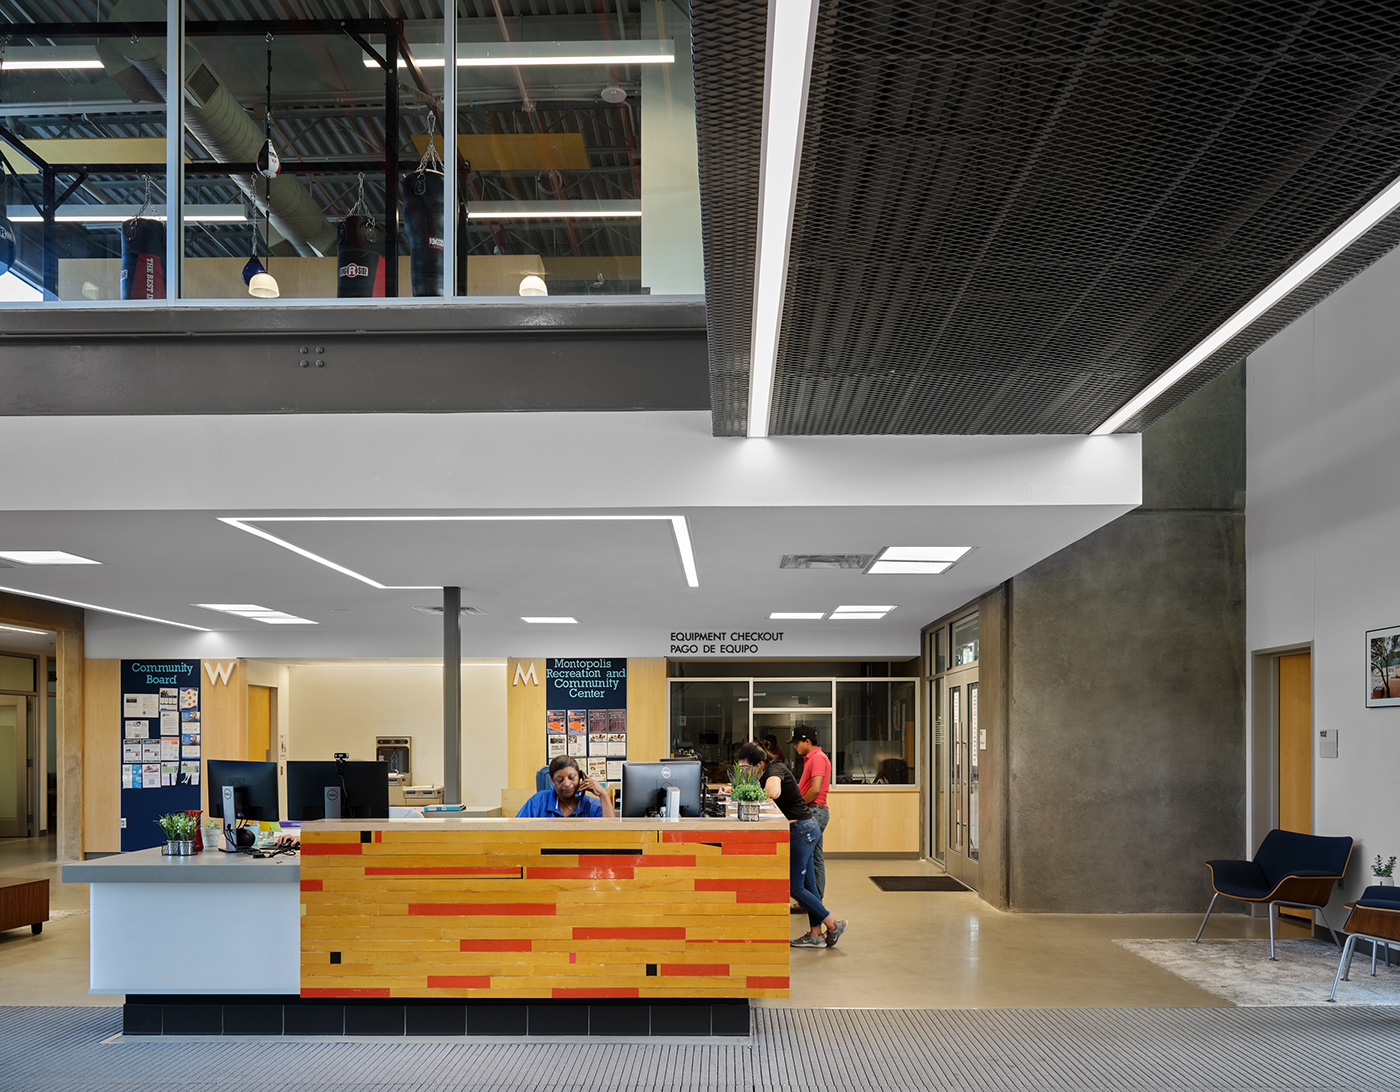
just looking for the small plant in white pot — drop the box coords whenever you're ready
[730,765,768,822]
[1372,854,1396,886]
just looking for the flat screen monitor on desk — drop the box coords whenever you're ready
[619,760,703,818]
[206,759,279,851]
[286,760,390,820]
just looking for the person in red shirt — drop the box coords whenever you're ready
[793,726,832,899]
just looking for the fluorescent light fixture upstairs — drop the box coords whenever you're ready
[364,40,674,69]
[7,205,246,225]
[195,603,317,625]
[747,0,821,438]
[522,616,578,624]
[1092,167,1400,435]
[0,550,101,565]
[0,48,103,71]
[770,612,825,620]
[467,200,641,221]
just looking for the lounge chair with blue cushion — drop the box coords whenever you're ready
[1195,829,1353,959]
[1328,885,1400,1001]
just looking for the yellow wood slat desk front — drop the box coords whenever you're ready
[299,818,791,1001]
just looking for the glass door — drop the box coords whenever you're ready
[0,695,27,837]
[942,664,979,889]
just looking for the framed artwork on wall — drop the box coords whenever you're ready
[1366,625,1400,707]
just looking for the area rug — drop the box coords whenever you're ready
[869,875,969,892]
[1116,937,1400,1006]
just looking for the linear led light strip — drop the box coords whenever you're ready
[363,41,674,69]
[0,583,210,632]
[747,0,821,439]
[1093,168,1400,435]
[220,514,700,589]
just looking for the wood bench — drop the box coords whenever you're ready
[0,877,50,935]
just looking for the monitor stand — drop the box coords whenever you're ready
[324,785,342,820]
[220,785,239,853]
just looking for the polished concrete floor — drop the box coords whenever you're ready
[0,835,1310,1010]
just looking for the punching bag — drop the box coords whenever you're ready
[0,214,14,277]
[400,169,444,297]
[120,217,165,299]
[336,215,384,298]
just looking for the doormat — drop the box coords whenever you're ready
[870,875,969,892]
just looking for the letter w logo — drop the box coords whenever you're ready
[204,661,236,686]
[513,662,539,686]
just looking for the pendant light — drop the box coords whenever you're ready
[244,34,279,299]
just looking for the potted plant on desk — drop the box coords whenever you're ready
[1373,854,1397,886]
[157,812,197,856]
[730,765,768,822]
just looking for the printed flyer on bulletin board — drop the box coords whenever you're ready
[543,658,627,781]
[119,660,202,852]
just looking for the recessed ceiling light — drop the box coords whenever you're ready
[770,612,825,620]
[828,612,887,620]
[0,623,49,635]
[0,585,207,631]
[522,617,578,624]
[832,605,895,614]
[868,561,953,575]
[0,550,101,565]
[878,546,971,563]
[194,604,317,625]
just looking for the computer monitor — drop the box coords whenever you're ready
[619,759,703,818]
[286,759,390,820]
[206,760,279,852]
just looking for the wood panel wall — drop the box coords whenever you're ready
[198,660,248,815]
[821,786,920,854]
[505,658,546,791]
[81,659,120,855]
[300,820,790,1000]
[625,658,667,761]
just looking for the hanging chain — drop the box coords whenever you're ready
[348,171,375,228]
[416,113,445,175]
[136,174,155,218]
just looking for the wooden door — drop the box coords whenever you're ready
[1277,652,1311,920]
[248,685,273,763]
[0,695,27,837]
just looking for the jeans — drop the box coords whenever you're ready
[789,817,830,929]
[809,804,829,898]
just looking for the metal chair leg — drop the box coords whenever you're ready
[1316,905,1343,949]
[1328,934,1359,1002]
[1195,892,1220,943]
[1371,939,1379,976]
[1268,902,1277,961]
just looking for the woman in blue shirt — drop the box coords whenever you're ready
[516,755,616,818]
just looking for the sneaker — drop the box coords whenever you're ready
[824,920,849,948]
[790,932,826,949]
[790,902,804,914]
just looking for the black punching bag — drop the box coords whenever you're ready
[336,215,384,298]
[120,217,165,299]
[400,169,444,297]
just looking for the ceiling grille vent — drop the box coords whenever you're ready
[412,605,487,617]
[779,554,872,570]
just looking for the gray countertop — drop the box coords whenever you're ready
[63,846,300,884]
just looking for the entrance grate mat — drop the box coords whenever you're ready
[6,1004,1400,1091]
[869,875,970,892]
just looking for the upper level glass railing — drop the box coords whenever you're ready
[0,0,702,305]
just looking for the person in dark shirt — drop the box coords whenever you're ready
[734,741,848,949]
[516,755,616,818]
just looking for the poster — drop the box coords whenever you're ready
[543,659,628,769]
[120,661,202,852]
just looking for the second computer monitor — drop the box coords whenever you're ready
[286,760,390,820]
[619,759,703,818]
[206,759,279,822]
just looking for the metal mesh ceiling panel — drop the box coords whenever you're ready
[703,0,1400,435]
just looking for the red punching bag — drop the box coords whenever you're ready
[120,217,165,299]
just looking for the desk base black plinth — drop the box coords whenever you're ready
[122,995,751,1038]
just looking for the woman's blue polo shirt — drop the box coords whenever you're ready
[515,788,604,818]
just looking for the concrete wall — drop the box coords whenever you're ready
[1247,244,1400,911]
[1006,365,1246,912]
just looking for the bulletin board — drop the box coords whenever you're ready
[544,658,627,783]
[119,660,202,852]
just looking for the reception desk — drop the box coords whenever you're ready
[300,817,791,1000]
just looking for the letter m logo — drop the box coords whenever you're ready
[513,661,539,686]
[204,661,236,686]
